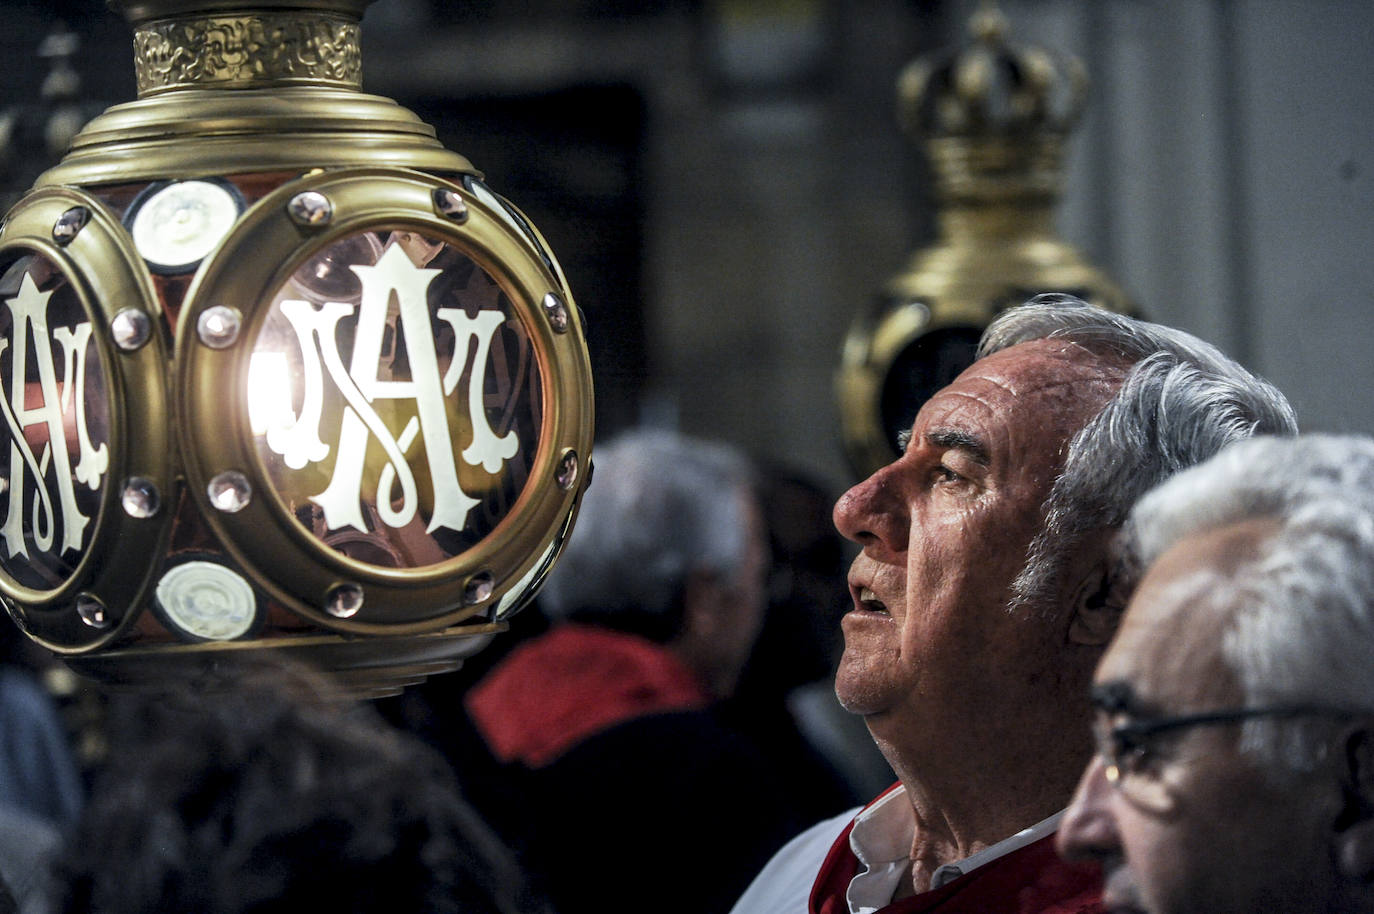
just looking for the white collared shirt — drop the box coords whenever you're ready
[847,788,1065,913]
[728,785,1065,914]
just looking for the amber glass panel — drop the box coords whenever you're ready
[248,229,543,569]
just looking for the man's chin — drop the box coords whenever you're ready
[1101,866,1151,914]
[832,665,891,717]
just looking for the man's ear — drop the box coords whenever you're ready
[1336,727,1374,881]
[1067,564,1123,645]
[1067,531,1131,646]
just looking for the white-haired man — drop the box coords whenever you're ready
[465,429,803,914]
[732,295,1297,914]
[1058,434,1374,914]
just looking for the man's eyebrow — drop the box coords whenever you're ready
[1090,681,1142,715]
[926,429,990,465]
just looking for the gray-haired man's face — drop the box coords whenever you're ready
[1059,519,1342,914]
[829,339,1123,730]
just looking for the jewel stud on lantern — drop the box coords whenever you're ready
[52,206,89,244]
[111,308,152,351]
[121,477,161,519]
[287,191,334,227]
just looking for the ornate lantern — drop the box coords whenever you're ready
[837,3,1134,476]
[0,0,595,695]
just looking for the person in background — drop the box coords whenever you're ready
[720,465,876,820]
[0,617,83,914]
[732,295,1297,914]
[465,428,805,914]
[52,657,550,914]
[1058,434,1374,914]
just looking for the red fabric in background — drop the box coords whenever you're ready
[465,624,710,768]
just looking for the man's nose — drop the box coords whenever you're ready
[1057,756,1121,862]
[833,462,909,555]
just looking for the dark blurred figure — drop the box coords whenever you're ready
[0,617,82,914]
[461,429,808,914]
[0,619,82,830]
[52,658,551,914]
[719,465,866,818]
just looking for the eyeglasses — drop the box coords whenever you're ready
[1091,700,1360,813]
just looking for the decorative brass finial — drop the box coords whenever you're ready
[118,0,369,96]
[42,0,459,186]
[837,2,1133,477]
[895,0,1086,203]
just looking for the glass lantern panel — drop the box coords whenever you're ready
[0,252,111,591]
[248,228,543,569]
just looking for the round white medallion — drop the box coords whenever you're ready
[155,560,257,641]
[130,181,241,271]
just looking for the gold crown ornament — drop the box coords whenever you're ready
[0,0,595,696]
[837,2,1134,477]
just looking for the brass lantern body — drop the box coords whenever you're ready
[0,0,595,695]
[837,5,1134,477]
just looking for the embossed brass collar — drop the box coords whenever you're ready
[132,12,362,96]
[40,2,471,186]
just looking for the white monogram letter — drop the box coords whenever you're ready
[259,243,519,537]
[0,274,94,558]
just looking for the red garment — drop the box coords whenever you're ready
[465,624,710,768]
[810,816,1103,914]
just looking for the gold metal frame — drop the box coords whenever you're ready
[0,188,176,653]
[175,167,594,635]
[66,622,506,700]
[38,89,476,189]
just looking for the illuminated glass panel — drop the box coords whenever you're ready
[248,229,543,569]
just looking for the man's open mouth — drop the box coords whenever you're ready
[858,587,888,614]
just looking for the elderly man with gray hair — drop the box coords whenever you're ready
[1058,434,1374,914]
[733,295,1296,914]
[465,428,806,914]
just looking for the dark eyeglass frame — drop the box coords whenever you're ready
[1093,701,1362,788]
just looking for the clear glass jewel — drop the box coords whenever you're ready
[288,191,333,226]
[207,470,251,513]
[543,291,570,333]
[326,583,364,618]
[52,207,89,245]
[433,188,468,221]
[463,571,495,606]
[155,561,257,641]
[111,308,152,351]
[121,477,160,518]
[556,449,578,490]
[129,180,240,270]
[76,594,109,629]
[197,305,242,349]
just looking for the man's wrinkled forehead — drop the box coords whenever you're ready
[917,337,1129,436]
[968,337,1133,396]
